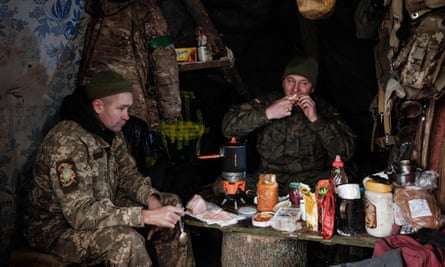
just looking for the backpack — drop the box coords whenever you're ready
[405,0,445,20]
[391,9,445,100]
[373,231,445,267]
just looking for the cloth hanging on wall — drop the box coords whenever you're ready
[0,1,88,264]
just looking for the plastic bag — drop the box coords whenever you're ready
[315,179,330,227]
[303,191,318,232]
[393,186,443,230]
[416,170,439,190]
[322,184,336,239]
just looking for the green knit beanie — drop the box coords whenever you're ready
[85,70,133,100]
[282,55,318,88]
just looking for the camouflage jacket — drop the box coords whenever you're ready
[80,0,181,131]
[24,120,162,250]
[222,91,357,191]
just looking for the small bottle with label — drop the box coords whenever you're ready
[197,33,209,62]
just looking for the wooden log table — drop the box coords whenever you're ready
[185,212,378,267]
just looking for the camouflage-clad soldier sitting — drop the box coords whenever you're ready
[24,71,195,267]
[221,55,357,195]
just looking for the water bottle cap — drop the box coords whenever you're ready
[332,155,344,168]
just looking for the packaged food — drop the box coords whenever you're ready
[394,186,443,230]
[270,207,302,232]
[175,47,197,62]
[304,191,318,232]
[315,179,329,227]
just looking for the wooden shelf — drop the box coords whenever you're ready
[178,58,231,72]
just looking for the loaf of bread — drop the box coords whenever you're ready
[394,186,443,230]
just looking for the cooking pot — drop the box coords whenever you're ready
[198,137,246,182]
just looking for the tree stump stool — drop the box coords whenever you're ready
[221,231,307,267]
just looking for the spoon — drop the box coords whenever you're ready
[178,216,188,246]
[176,204,188,246]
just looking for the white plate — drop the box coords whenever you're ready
[238,206,257,217]
[252,212,274,228]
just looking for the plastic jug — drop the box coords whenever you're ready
[364,179,394,237]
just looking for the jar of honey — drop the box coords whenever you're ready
[256,173,278,212]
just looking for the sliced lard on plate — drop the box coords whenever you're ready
[186,194,208,215]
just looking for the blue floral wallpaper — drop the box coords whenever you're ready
[0,0,89,264]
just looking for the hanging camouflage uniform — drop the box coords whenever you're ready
[222,91,357,195]
[79,0,181,132]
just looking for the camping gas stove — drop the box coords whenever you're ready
[198,137,247,209]
[220,173,246,209]
[219,138,246,209]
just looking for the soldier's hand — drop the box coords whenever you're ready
[142,205,184,229]
[295,95,318,122]
[265,97,293,120]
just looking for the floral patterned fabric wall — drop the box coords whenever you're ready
[0,0,89,263]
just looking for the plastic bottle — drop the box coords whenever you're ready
[364,179,393,237]
[197,34,209,62]
[331,154,349,186]
[256,174,278,212]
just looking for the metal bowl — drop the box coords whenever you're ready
[392,172,416,185]
[392,160,417,174]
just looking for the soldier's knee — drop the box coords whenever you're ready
[105,227,149,262]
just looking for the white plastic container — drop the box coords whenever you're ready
[270,207,302,232]
[364,179,394,237]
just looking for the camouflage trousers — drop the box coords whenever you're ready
[50,193,195,267]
